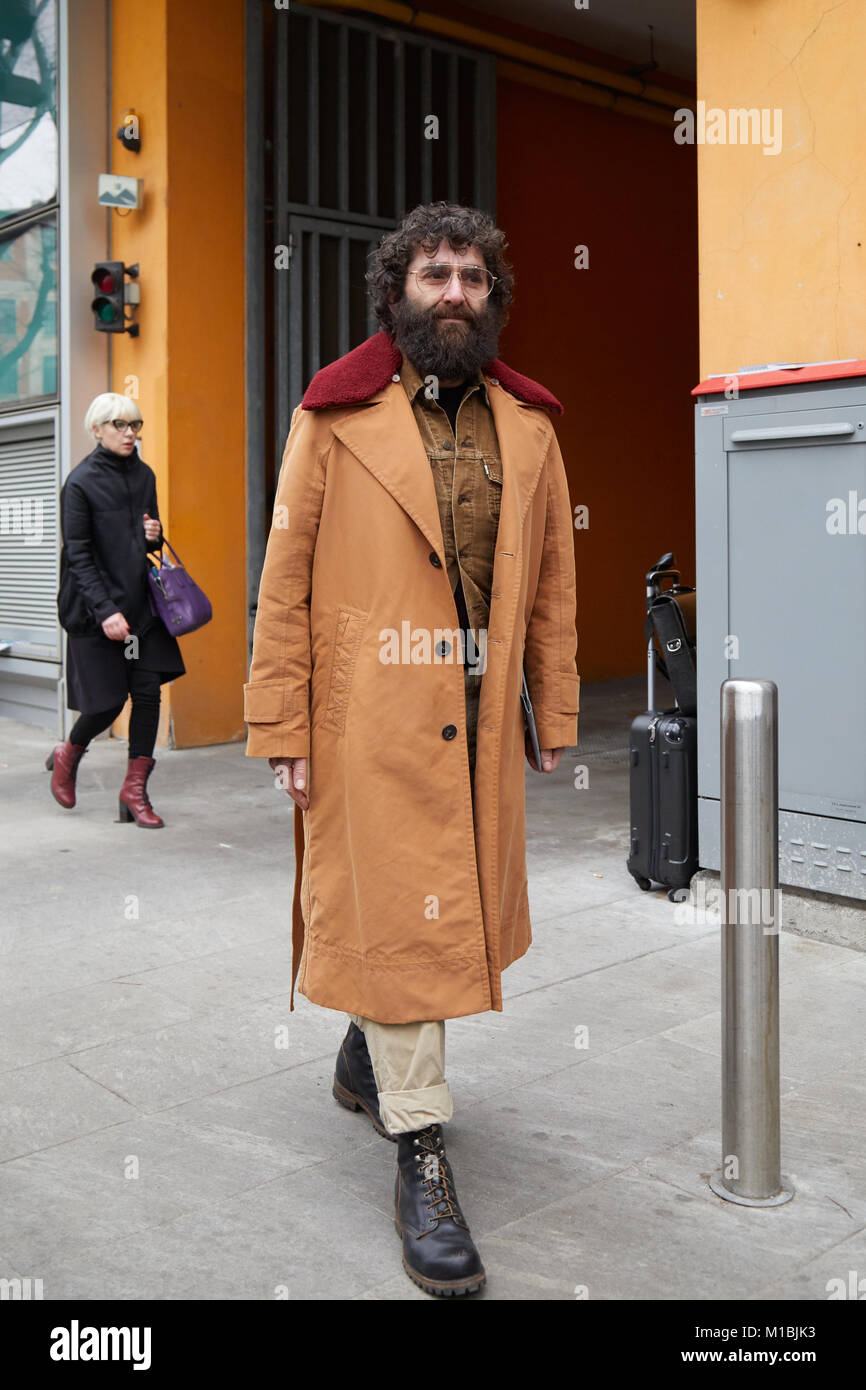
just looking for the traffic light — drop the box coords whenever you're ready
[90,261,140,336]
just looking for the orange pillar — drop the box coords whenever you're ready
[111,0,247,748]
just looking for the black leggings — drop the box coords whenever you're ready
[70,668,162,759]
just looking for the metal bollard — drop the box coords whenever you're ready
[709,679,794,1207]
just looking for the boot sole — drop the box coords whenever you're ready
[332,1078,396,1142]
[395,1220,486,1296]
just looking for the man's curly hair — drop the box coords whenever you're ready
[366,201,515,334]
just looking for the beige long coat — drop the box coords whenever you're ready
[244,332,579,1023]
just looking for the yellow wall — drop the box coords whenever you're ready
[110,0,247,748]
[697,0,866,377]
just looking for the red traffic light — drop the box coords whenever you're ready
[93,269,117,294]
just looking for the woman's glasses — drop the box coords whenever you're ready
[107,419,143,434]
[410,264,497,298]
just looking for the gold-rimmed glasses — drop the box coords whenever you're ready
[409,263,497,298]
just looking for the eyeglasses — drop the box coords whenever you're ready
[106,419,143,434]
[410,264,497,298]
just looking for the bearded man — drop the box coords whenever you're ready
[244,201,579,1297]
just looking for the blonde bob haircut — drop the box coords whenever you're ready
[83,393,143,444]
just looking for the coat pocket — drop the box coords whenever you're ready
[319,605,367,735]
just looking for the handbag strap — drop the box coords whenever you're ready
[152,535,185,569]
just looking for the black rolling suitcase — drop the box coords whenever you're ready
[627,553,699,901]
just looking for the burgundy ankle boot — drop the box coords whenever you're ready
[118,755,164,828]
[45,740,88,808]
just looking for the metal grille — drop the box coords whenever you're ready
[0,418,58,656]
[273,2,496,438]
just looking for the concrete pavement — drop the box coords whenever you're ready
[1,676,865,1301]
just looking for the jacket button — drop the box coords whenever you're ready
[429,552,442,567]
[435,639,451,656]
[442,439,453,450]
[442,725,457,740]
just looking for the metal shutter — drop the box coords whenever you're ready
[0,416,60,659]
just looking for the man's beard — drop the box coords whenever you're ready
[390,297,503,381]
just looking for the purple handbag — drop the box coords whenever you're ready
[146,537,212,636]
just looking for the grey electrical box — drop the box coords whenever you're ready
[694,359,866,901]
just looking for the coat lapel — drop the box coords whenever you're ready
[331,385,443,560]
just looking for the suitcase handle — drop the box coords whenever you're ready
[646,553,680,599]
[646,552,676,584]
[649,569,679,590]
[647,571,680,607]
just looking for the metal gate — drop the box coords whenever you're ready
[246,0,496,634]
[273,2,497,447]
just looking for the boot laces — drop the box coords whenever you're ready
[412,1126,465,1226]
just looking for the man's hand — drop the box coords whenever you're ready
[269,755,309,810]
[102,611,131,641]
[143,512,161,543]
[525,741,565,774]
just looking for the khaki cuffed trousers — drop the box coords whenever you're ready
[347,657,481,1136]
[347,1014,452,1135]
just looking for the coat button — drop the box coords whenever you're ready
[435,639,452,656]
[429,552,442,567]
[442,724,458,740]
[442,439,453,450]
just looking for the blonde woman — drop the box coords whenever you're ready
[47,394,186,826]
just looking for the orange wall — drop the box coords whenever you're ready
[697,0,866,376]
[111,0,247,748]
[496,77,699,680]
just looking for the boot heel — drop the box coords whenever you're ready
[45,753,54,771]
[118,798,133,823]
[332,1080,362,1113]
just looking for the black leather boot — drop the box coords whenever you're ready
[395,1123,486,1296]
[332,1021,395,1142]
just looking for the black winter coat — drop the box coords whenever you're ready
[58,442,186,713]
[59,442,165,635]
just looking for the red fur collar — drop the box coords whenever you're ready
[301,330,563,415]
